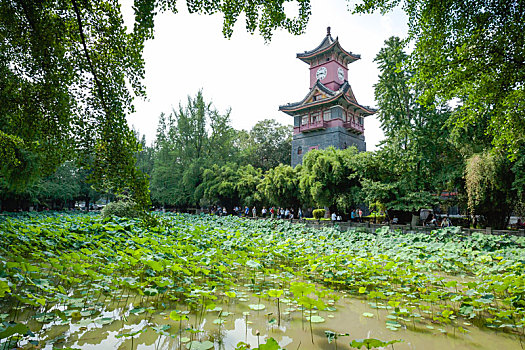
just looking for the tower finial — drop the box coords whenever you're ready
[327,26,331,36]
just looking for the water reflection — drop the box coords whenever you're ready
[12,286,523,350]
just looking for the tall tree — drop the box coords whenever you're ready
[373,36,456,212]
[240,119,292,171]
[1,0,312,204]
[299,147,361,212]
[199,163,241,211]
[465,151,516,228]
[150,92,237,208]
[353,0,525,157]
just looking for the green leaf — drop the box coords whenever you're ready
[268,289,283,298]
[170,310,188,321]
[249,304,265,311]
[0,323,30,340]
[246,260,262,269]
[258,337,280,350]
[187,340,214,350]
[0,279,11,297]
[144,287,159,296]
[225,291,236,298]
[309,315,325,323]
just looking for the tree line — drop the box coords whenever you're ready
[1,1,523,229]
[5,36,522,230]
[142,37,523,230]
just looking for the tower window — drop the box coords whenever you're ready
[301,116,308,125]
[297,146,302,155]
[311,111,320,123]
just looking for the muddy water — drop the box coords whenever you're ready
[25,286,522,350]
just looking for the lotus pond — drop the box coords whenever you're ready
[0,213,524,349]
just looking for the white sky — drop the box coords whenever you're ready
[125,1,409,151]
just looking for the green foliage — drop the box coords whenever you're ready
[352,0,525,158]
[1,1,310,206]
[1,213,525,347]
[258,164,301,208]
[187,1,311,42]
[256,337,280,350]
[349,338,402,349]
[236,165,264,207]
[239,119,292,171]
[371,36,456,213]
[0,161,104,211]
[150,92,237,208]
[101,200,142,219]
[312,209,325,220]
[465,152,516,228]
[300,147,361,211]
[199,163,242,209]
[0,0,152,205]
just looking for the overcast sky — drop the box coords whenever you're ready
[124,1,409,151]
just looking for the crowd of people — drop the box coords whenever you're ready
[209,205,371,222]
[210,206,304,220]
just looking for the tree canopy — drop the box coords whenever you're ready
[0,0,312,205]
[352,0,525,158]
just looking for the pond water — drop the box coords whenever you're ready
[11,276,522,350]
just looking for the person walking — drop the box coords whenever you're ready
[252,206,257,218]
[298,208,303,219]
[358,208,363,223]
[270,207,275,219]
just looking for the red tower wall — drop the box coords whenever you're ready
[309,60,348,90]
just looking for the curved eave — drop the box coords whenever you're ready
[280,94,341,115]
[297,35,334,58]
[297,39,361,65]
[279,80,338,115]
[343,95,376,115]
[280,90,376,116]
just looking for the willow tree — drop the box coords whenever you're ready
[0,0,312,206]
[299,147,362,213]
[465,152,516,229]
[258,164,301,209]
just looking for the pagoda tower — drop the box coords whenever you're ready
[279,27,375,167]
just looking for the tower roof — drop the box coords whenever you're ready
[279,80,376,116]
[297,27,361,65]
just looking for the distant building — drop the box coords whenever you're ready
[279,27,376,167]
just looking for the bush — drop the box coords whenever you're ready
[101,200,142,219]
[312,209,326,220]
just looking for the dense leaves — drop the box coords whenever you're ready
[0,213,524,347]
[0,0,312,205]
[352,0,525,158]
